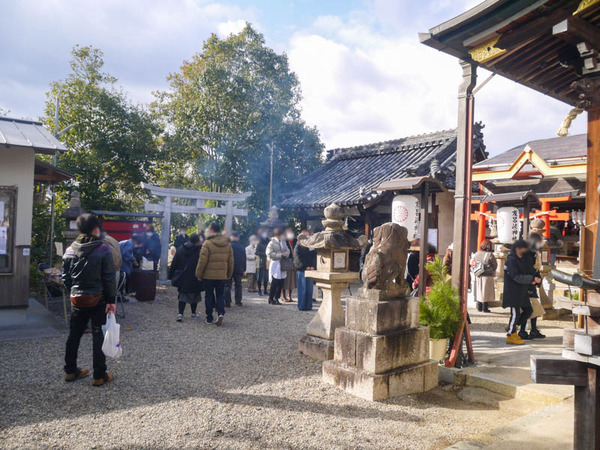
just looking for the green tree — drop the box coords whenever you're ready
[43,45,160,211]
[153,23,323,219]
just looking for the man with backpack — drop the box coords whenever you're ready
[62,213,116,386]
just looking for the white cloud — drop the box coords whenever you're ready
[288,12,587,155]
[217,19,248,38]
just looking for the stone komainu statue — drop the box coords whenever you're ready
[361,223,410,298]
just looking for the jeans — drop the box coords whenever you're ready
[257,267,269,292]
[297,271,314,311]
[225,272,243,305]
[204,279,226,322]
[65,302,107,379]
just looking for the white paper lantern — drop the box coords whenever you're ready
[391,195,420,241]
[497,207,520,244]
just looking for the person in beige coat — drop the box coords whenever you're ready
[266,228,290,305]
[471,239,497,313]
[195,222,233,326]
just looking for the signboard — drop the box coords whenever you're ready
[0,226,6,255]
[391,195,420,241]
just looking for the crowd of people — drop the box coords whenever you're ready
[168,224,318,323]
[60,210,554,386]
[60,213,322,385]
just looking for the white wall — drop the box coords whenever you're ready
[0,147,35,246]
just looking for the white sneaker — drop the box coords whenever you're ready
[191,313,198,319]
[215,315,224,327]
[176,314,183,322]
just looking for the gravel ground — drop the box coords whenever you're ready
[1,285,533,449]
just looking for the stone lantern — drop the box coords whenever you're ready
[298,203,367,361]
[61,191,86,248]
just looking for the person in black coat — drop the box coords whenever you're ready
[255,229,270,295]
[294,232,317,311]
[225,231,246,307]
[503,239,541,344]
[173,226,189,249]
[405,239,420,287]
[169,233,203,322]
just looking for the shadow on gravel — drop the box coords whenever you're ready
[206,391,423,422]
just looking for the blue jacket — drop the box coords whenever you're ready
[119,239,137,275]
[145,233,161,262]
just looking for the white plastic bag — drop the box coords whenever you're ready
[141,257,154,271]
[102,313,122,359]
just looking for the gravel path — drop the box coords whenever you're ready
[1,286,528,449]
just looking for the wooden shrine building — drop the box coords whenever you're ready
[281,128,487,253]
[422,0,600,441]
[472,133,588,261]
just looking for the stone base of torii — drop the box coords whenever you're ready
[142,183,251,281]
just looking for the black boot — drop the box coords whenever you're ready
[476,302,482,312]
[482,303,491,313]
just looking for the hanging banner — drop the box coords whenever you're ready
[0,226,6,255]
[391,195,420,241]
[497,207,520,244]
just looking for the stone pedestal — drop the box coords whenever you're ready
[298,270,359,361]
[323,290,438,401]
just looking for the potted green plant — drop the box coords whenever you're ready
[419,256,461,362]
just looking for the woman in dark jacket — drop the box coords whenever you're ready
[294,233,317,311]
[168,233,203,322]
[503,239,540,345]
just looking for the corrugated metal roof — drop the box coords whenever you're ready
[281,128,486,209]
[0,116,67,154]
[474,134,587,168]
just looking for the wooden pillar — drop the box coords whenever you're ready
[523,200,531,240]
[448,60,476,367]
[158,196,171,282]
[364,208,373,239]
[541,199,551,238]
[574,366,600,449]
[583,107,600,276]
[418,183,430,299]
[477,201,487,249]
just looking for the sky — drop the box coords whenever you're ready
[0,0,587,156]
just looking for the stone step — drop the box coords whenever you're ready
[440,366,573,407]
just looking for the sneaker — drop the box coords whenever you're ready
[65,368,89,382]
[205,318,213,325]
[530,329,546,339]
[176,314,183,322]
[518,331,533,340]
[215,315,224,327]
[92,372,114,386]
[191,313,199,319]
[506,332,525,345]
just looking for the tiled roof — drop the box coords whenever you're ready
[474,134,586,168]
[281,127,486,209]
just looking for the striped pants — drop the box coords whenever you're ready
[507,306,533,336]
